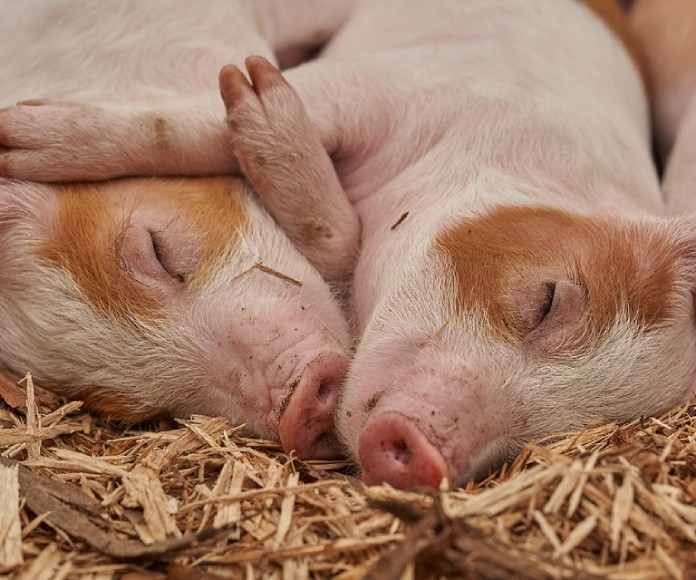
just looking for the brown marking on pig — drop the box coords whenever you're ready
[133,177,250,290]
[73,384,161,421]
[581,0,647,88]
[39,177,248,321]
[147,115,171,152]
[436,206,678,345]
[298,217,333,244]
[40,182,161,321]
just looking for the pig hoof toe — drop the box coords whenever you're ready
[278,352,348,460]
[358,412,449,489]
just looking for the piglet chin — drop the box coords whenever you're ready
[278,351,348,460]
[358,412,450,489]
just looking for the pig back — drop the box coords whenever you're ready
[0,0,274,104]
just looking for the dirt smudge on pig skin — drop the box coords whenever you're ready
[298,218,333,244]
[278,375,301,422]
[365,390,385,414]
[147,115,171,152]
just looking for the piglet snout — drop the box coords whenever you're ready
[358,412,450,489]
[278,352,347,460]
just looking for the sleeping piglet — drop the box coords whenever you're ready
[0,0,361,459]
[2,0,696,489]
[219,0,696,488]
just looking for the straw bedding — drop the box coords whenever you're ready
[0,371,694,579]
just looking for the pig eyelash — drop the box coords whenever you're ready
[539,282,557,324]
[149,230,185,283]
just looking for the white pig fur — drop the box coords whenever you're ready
[2,0,696,488]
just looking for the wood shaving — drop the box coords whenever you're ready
[1,371,694,579]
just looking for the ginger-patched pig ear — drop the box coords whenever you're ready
[219,57,360,282]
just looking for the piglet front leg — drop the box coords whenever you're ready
[220,56,360,282]
[0,97,237,181]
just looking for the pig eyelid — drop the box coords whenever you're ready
[523,281,560,335]
[538,281,557,325]
[148,230,185,284]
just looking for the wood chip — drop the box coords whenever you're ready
[0,461,23,567]
[122,465,181,543]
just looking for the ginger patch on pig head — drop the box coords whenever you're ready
[39,183,161,321]
[39,177,249,323]
[436,206,679,353]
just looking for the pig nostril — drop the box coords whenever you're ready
[359,412,450,489]
[387,438,412,465]
[316,377,333,403]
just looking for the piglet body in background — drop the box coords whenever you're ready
[0,0,360,459]
[4,0,696,489]
[629,0,696,215]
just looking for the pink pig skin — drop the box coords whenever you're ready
[628,0,696,216]
[4,0,696,490]
[224,0,696,489]
[0,0,359,460]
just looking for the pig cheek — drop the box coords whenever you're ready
[175,285,349,449]
[168,309,263,427]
